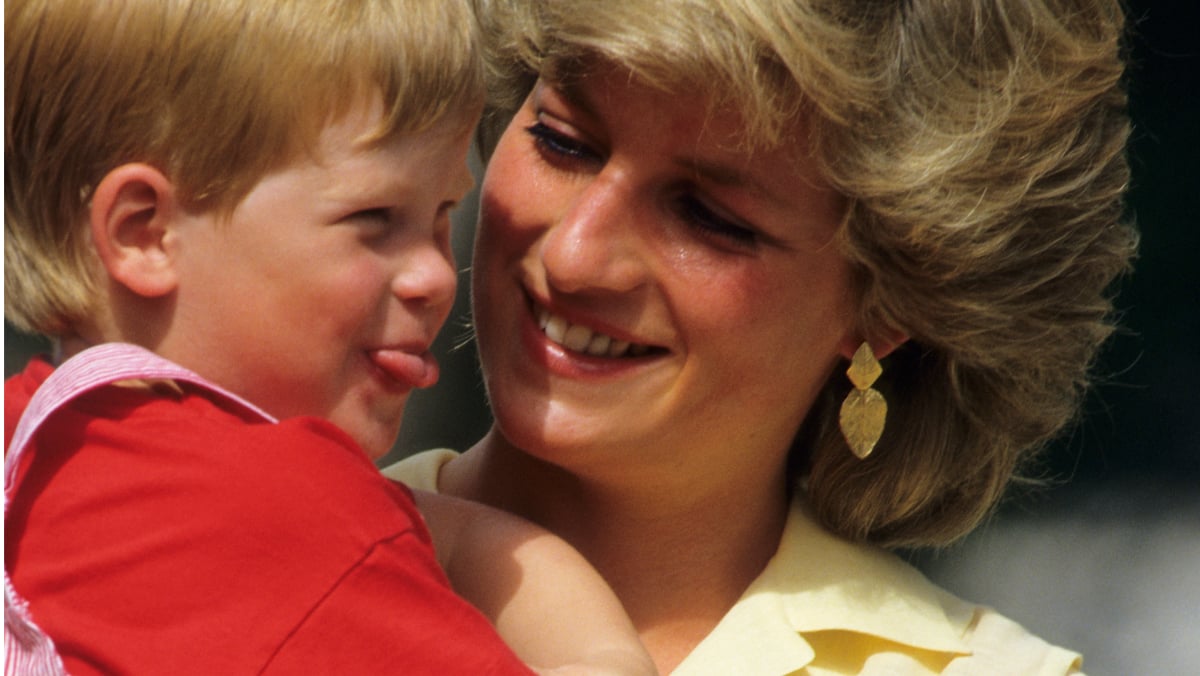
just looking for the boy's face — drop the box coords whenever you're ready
[163,100,476,458]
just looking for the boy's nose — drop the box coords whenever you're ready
[392,242,457,313]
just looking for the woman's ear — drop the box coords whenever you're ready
[89,163,181,298]
[839,326,909,362]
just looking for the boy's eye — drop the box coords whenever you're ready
[525,121,600,165]
[345,208,400,241]
[676,193,759,249]
[349,208,391,223]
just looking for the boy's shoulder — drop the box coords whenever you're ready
[5,355,55,447]
[6,353,423,546]
[4,358,515,674]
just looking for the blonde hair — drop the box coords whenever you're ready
[477,0,1136,547]
[5,0,484,336]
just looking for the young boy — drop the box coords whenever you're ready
[4,1,652,674]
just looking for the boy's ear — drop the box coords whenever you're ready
[89,163,182,298]
[839,327,909,362]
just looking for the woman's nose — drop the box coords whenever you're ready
[540,172,648,295]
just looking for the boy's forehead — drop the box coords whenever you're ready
[298,105,474,178]
[319,93,480,152]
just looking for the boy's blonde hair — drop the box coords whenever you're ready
[477,0,1136,547]
[5,0,484,337]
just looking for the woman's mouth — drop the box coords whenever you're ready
[534,306,660,358]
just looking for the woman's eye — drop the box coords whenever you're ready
[677,194,759,248]
[525,121,600,164]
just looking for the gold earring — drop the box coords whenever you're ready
[839,342,887,459]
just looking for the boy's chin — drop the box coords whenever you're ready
[339,419,403,462]
[359,432,402,462]
[330,400,407,461]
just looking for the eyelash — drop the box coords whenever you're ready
[525,118,759,249]
[346,208,397,238]
[675,194,759,247]
[525,121,599,164]
[352,208,391,222]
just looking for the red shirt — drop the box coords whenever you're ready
[5,357,533,675]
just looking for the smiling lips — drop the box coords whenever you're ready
[534,305,657,358]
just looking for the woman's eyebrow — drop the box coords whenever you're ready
[544,76,794,209]
[675,156,788,208]
[537,77,605,126]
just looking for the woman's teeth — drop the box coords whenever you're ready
[537,308,650,358]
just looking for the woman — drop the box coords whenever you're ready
[385,0,1134,672]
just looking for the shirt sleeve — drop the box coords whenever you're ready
[943,606,1084,676]
[7,388,533,675]
[262,527,534,675]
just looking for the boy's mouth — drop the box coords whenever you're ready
[368,348,439,389]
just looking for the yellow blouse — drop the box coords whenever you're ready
[383,449,1084,676]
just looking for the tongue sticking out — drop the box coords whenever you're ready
[370,349,440,389]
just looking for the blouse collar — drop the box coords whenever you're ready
[672,496,971,674]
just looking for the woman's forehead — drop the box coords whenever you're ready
[530,68,843,245]
[538,64,819,180]
[539,42,804,145]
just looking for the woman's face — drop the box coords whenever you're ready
[473,66,857,484]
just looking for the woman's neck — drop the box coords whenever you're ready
[441,428,790,674]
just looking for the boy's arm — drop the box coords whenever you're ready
[413,490,657,676]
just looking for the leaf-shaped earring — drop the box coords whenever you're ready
[838,342,887,459]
